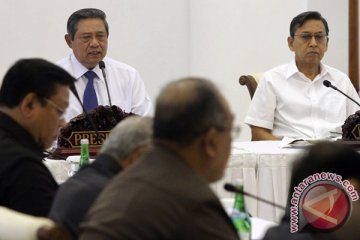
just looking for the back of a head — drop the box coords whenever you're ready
[290,11,329,37]
[99,116,153,161]
[153,77,227,146]
[0,58,75,108]
[67,8,109,40]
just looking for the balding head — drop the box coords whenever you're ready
[153,77,234,182]
[154,77,229,146]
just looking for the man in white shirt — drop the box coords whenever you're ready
[58,8,153,121]
[245,11,360,140]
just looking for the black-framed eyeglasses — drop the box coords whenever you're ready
[43,97,66,118]
[293,32,328,43]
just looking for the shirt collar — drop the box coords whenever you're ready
[70,53,104,82]
[286,59,329,80]
[285,59,300,79]
[89,153,122,176]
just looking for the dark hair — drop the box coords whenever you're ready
[153,77,228,146]
[67,8,109,40]
[0,58,75,108]
[290,11,329,37]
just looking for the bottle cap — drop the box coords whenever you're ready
[80,139,89,144]
[233,178,244,186]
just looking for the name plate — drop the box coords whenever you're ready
[65,131,111,148]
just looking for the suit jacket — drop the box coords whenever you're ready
[80,144,239,240]
[0,112,58,216]
[49,154,121,238]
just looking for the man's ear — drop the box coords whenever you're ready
[202,128,218,159]
[65,34,72,48]
[324,37,329,52]
[287,36,294,52]
[19,93,39,117]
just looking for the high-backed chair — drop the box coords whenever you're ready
[239,75,258,99]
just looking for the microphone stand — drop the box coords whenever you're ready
[99,61,112,106]
[323,80,360,107]
[224,183,286,210]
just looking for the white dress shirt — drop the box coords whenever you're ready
[244,60,360,139]
[58,53,153,121]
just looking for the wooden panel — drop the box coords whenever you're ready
[349,0,359,91]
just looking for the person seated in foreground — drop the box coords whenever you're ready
[79,77,240,239]
[263,142,360,240]
[0,58,75,216]
[49,116,152,239]
[245,11,360,141]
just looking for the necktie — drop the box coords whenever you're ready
[83,71,98,111]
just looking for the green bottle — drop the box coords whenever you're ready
[230,180,251,240]
[79,138,90,167]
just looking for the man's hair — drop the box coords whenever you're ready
[67,8,109,40]
[290,11,329,37]
[99,116,153,161]
[0,58,75,108]
[153,77,228,146]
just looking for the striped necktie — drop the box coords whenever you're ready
[83,70,98,111]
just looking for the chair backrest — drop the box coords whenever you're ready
[239,75,258,99]
[0,206,54,240]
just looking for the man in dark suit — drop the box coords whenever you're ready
[79,77,240,239]
[0,58,75,216]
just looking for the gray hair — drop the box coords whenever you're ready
[99,116,152,161]
[67,8,109,40]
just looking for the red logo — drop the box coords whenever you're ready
[301,183,351,230]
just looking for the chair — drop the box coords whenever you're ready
[0,206,54,240]
[239,75,258,99]
[0,207,72,240]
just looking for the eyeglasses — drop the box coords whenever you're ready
[78,33,107,43]
[216,125,241,139]
[293,32,328,43]
[43,98,66,118]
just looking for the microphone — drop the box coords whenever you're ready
[323,80,360,107]
[224,183,286,210]
[69,83,100,141]
[99,61,112,106]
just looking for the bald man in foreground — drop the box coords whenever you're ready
[79,77,240,239]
